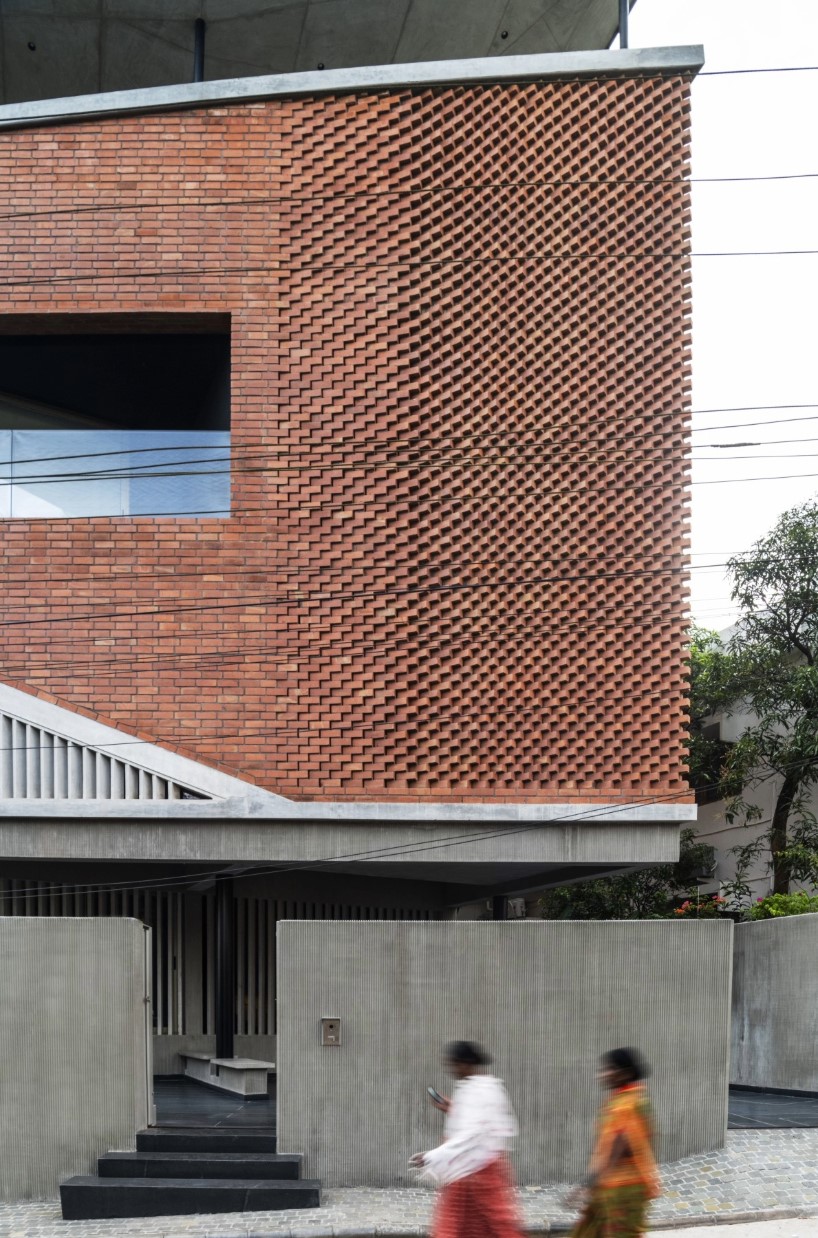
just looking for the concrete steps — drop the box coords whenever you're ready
[137,1127,277,1154]
[60,1176,321,1220]
[60,1128,319,1220]
[98,1151,302,1179]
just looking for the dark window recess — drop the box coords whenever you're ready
[0,325,230,518]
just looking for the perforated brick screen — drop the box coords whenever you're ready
[0,73,692,803]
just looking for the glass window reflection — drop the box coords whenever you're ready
[5,431,230,519]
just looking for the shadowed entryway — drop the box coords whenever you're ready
[153,1077,276,1129]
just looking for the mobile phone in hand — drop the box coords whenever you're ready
[427,1086,445,1104]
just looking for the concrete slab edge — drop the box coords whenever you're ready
[0,45,704,131]
[0,797,697,823]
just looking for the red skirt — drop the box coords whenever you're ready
[431,1156,525,1238]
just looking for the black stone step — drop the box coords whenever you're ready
[99,1151,302,1180]
[60,1176,320,1220]
[136,1128,277,1154]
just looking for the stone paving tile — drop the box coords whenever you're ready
[2,1130,818,1238]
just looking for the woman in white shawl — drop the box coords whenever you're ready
[410,1041,525,1238]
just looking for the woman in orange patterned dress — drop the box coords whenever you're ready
[566,1048,661,1238]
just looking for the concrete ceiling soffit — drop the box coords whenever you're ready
[0,681,287,806]
[0,0,627,104]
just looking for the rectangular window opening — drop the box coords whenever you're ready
[0,313,230,519]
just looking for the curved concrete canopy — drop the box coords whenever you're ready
[0,0,632,105]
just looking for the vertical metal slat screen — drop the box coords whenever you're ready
[0,879,185,1035]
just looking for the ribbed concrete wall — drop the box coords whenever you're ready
[732,918,818,1091]
[0,918,152,1200]
[277,921,733,1186]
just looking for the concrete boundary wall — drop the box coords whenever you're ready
[0,918,152,1201]
[732,917,818,1091]
[277,921,733,1186]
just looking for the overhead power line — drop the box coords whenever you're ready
[1,461,816,494]
[0,462,815,523]
[0,603,742,679]
[0,402,815,476]
[0,169,815,224]
[0,443,814,486]
[0,665,702,757]
[699,65,818,76]
[8,750,809,907]
[0,776,713,907]
[0,563,703,632]
[0,548,745,595]
[0,557,717,622]
[1,245,817,292]
[0,597,757,677]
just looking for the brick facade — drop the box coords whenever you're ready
[0,73,693,803]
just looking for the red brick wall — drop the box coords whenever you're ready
[0,74,693,803]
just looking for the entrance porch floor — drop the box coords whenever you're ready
[152,1079,818,1133]
[729,1087,818,1130]
[153,1078,275,1129]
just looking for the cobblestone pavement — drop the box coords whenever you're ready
[661,1226,818,1237]
[2,1130,818,1238]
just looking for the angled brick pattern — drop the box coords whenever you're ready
[0,75,693,802]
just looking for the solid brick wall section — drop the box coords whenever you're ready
[0,75,693,803]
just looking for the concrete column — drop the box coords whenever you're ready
[183,892,204,1036]
[215,878,235,1058]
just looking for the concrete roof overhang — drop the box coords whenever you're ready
[0,679,694,892]
[0,0,638,105]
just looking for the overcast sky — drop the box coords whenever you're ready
[625,0,818,630]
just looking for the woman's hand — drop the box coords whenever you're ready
[408,1153,426,1168]
[429,1094,450,1113]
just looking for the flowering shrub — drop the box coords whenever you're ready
[748,892,818,920]
[673,894,727,918]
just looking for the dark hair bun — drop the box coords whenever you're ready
[446,1040,492,1066]
[604,1047,649,1082]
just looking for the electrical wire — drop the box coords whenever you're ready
[0,170,814,226]
[1,242,817,293]
[0,447,815,487]
[0,555,717,614]
[0,648,792,759]
[0,745,796,908]
[0,403,814,477]
[699,65,818,76]
[0,463,814,530]
[0,597,745,683]
[0,607,699,679]
[3,428,818,486]
[0,776,726,906]
[0,569,696,630]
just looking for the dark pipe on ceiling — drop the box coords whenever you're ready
[193,18,206,83]
[618,0,629,48]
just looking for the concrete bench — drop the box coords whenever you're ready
[180,1052,275,1099]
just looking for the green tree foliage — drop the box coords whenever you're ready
[687,626,743,802]
[690,501,818,895]
[538,829,715,920]
[749,892,818,920]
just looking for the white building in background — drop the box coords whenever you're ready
[696,628,817,903]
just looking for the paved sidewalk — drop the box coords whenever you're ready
[661,1225,818,1237]
[2,1130,818,1238]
